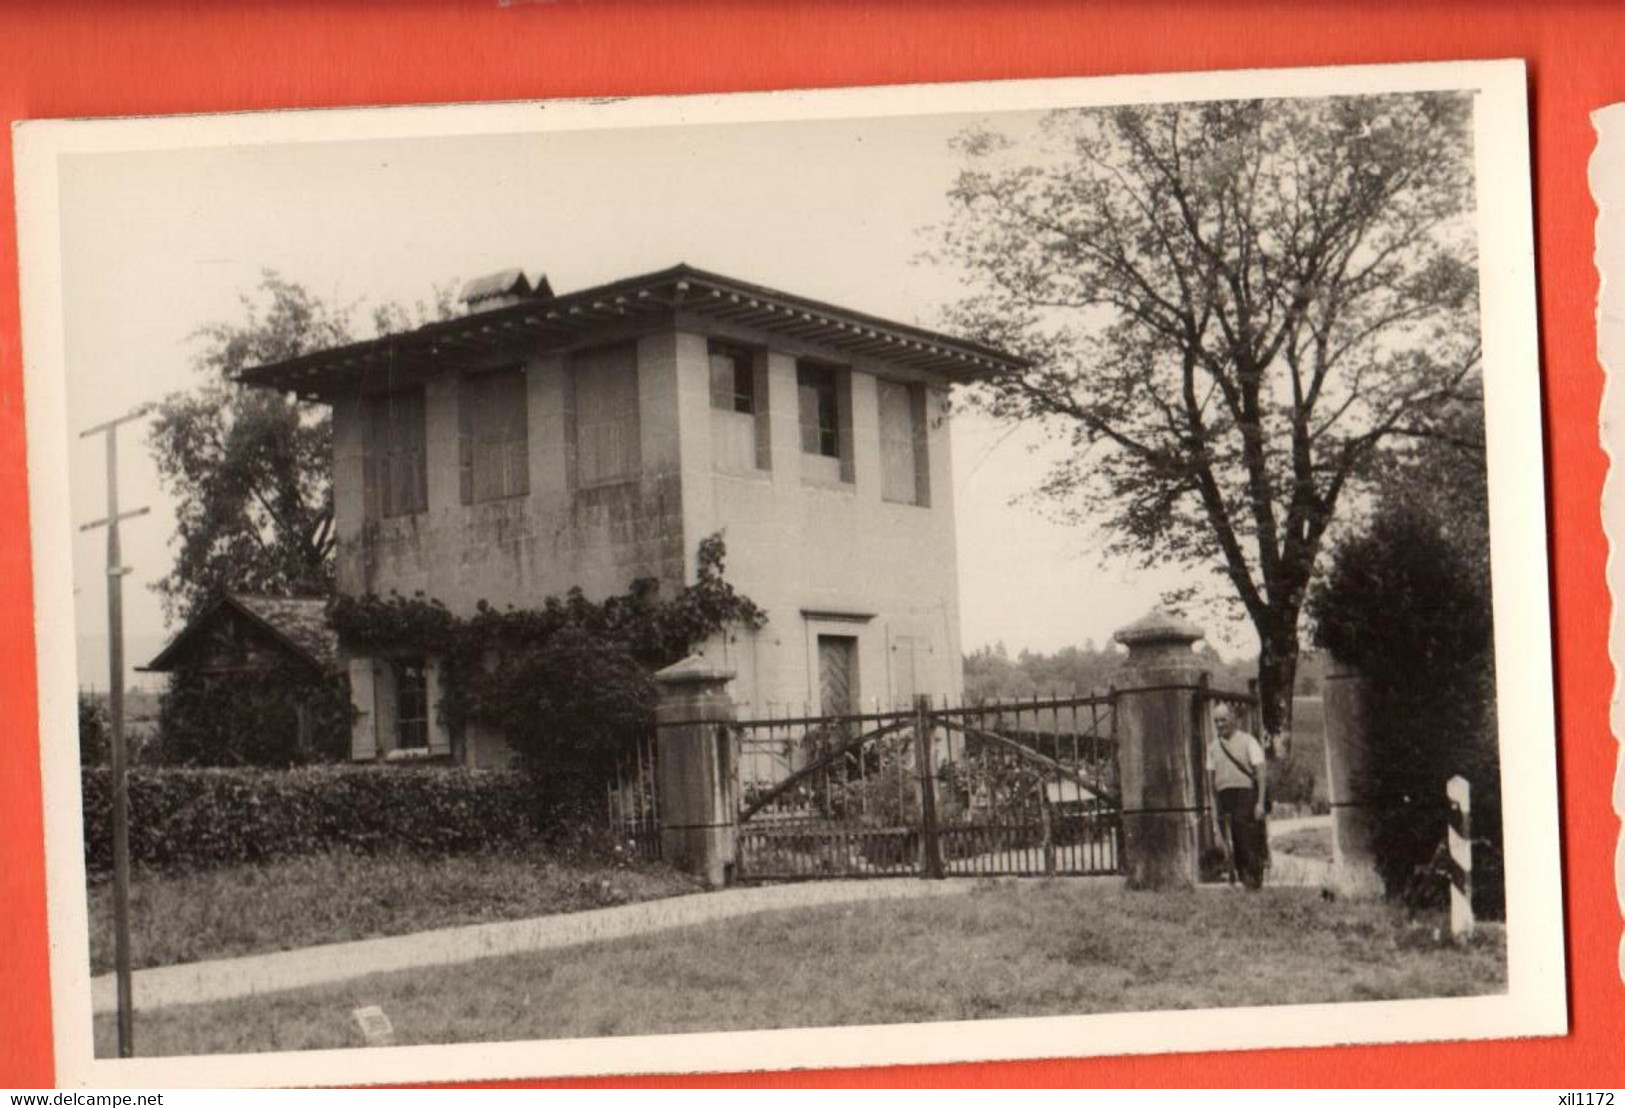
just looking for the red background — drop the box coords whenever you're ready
[1,0,1619,1088]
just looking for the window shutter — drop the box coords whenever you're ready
[797,382,821,454]
[709,352,735,410]
[504,438,526,499]
[835,367,855,484]
[362,454,382,522]
[879,380,912,503]
[752,354,772,470]
[349,659,378,761]
[397,390,428,514]
[373,661,399,755]
[880,381,930,506]
[409,443,428,514]
[572,345,640,486]
[488,370,529,499]
[361,399,383,521]
[458,378,475,505]
[381,454,398,518]
[912,386,931,508]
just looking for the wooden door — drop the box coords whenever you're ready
[817,635,858,717]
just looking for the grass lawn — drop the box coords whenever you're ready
[98,879,1504,1058]
[88,849,703,975]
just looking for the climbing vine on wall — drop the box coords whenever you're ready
[330,534,766,811]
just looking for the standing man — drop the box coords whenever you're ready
[1207,704,1268,889]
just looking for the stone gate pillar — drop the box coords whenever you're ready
[1112,612,1208,889]
[653,656,738,888]
[1321,657,1384,898]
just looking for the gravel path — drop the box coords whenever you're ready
[91,878,996,1015]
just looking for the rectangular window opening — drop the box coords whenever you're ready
[797,361,853,484]
[394,659,430,751]
[711,341,770,473]
[710,343,755,414]
[798,363,840,458]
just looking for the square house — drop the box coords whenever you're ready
[241,265,1025,767]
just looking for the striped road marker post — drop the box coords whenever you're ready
[1446,774,1474,941]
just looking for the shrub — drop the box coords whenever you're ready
[1309,504,1501,917]
[463,626,657,818]
[80,764,538,878]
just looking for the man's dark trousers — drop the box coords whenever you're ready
[1216,786,1266,889]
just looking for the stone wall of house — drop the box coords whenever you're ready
[668,324,965,717]
[331,330,689,614]
[334,316,966,758]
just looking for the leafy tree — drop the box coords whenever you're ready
[148,274,456,623]
[1365,392,1490,585]
[934,94,1481,750]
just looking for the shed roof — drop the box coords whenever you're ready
[238,263,1029,401]
[144,594,337,675]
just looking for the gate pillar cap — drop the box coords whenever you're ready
[654,654,736,687]
[1113,610,1204,653]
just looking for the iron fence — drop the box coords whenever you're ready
[606,730,662,862]
[726,694,1120,881]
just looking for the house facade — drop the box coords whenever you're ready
[242,265,1025,767]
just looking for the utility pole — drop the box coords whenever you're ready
[79,404,151,1059]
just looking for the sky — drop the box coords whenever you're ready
[56,105,1253,691]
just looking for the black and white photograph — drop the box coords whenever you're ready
[16,60,1562,1087]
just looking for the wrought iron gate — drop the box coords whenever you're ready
[730,694,1120,881]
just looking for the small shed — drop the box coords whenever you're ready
[144,594,346,764]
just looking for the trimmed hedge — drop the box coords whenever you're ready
[81,765,539,878]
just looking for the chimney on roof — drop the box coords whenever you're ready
[458,269,553,314]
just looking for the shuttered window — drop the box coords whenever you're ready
[878,379,930,506]
[710,344,755,414]
[459,368,529,503]
[710,342,770,472]
[797,361,853,485]
[571,344,641,487]
[798,363,840,458]
[363,388,428,519]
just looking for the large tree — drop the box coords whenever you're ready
[935,94,1482,749]
[149,274,455,622]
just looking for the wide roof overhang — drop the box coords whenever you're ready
[236,264,1029,401]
